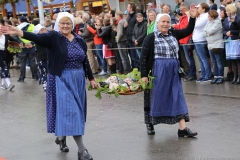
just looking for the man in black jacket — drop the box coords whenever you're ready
[125,3,139,70]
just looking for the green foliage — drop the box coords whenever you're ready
[0,0,19,4]
[0,0,6,5]
[126,68,141,80]
[7,46,22,54]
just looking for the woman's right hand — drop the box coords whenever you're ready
[141,77,148,84]
[0,25,23,37]
[189,3,198,18]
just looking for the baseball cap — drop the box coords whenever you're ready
[146,2,153,6]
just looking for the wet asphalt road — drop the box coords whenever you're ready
[0,68,240,160]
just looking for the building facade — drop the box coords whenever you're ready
[76,0,225,14]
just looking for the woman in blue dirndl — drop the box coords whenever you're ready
[1,12,98,160]
[223,4,240,84]
[140,4,198,138]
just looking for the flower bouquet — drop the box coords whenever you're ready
[7,41,22,55]
[88,68,155,99]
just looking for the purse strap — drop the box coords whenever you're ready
[160,34,179,66]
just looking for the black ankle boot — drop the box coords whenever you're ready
[178,127,197,137]
[78,149,93,160]
[230,77,237,84]
[225,72,234,81]
[17,78,24,82]
[229,71,234,81]
[110,64,116,74]
[234,76,240,84]
[146,124,155,135]
[55,137,69,152]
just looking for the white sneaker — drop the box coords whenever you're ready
[1,84,7,90]
[8,84,15,91]
[98,71,107,76]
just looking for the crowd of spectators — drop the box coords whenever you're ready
[1,0,240,92]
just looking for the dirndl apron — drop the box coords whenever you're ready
[225,40,240,60]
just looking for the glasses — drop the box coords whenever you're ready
[59,22,72,26]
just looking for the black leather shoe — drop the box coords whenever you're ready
[78,149,93,160]
[17,78,24,82]
[230,78,237,84]
[178,127,197,137]
[224,72,234,81]
[55,137,69,152]
[146,124,155,135]
[33,77,38,81]
[234,77,240,84]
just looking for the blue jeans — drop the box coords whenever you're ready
[95,44,107,72]
[209,50,224,77]
[182,45,196,77]
[128,40,139,69]
[136,49,141,59]
[194,42,211,79]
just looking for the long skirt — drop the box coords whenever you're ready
[144,59,189,125]
[46,67,86,136]
[0,51,10,79]
[0,61,10,78]
[225,40,240,60]
[38,61,47,85]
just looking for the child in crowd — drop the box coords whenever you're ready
[34,24,48,91]
[132,13,147,58]
[0,29,21,91]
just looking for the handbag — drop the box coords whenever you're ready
[211,48,223,54]
[108,41,114,48]
[160,35,187,78]
[108,30,116,49]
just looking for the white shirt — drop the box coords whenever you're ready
[0,34,5,51]
[192,13,208,42]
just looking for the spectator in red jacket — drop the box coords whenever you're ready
[87,19,107,76]
[172,3,197,81]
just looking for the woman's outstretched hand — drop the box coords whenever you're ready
[90,79,98,89]
[0,25,23,37]
[189,4,198,18]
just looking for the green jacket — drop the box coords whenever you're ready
[147,21,155,35]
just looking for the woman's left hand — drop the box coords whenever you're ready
[226,31,233,37]
[90,79,98,89]
[189,3,198,18]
